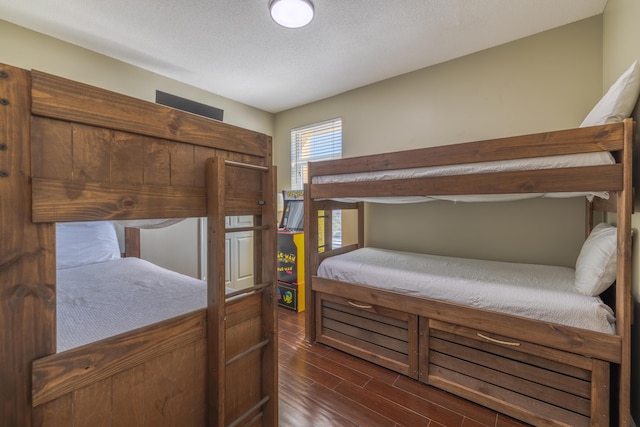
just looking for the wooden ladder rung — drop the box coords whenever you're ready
[227,395,270,427]
[225,282,270,300]
[225,224,270,233]
[224,159,270,171]
[226,339,270,366]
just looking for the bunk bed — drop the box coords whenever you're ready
[304,117,634,427]
[0,64,278,426]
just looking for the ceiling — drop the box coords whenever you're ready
[1,0,607,113]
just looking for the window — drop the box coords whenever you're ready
[290,118,342,246]
[290,118,342,189]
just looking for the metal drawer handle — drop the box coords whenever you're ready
[477,333,521,347]
[347,301,373,309]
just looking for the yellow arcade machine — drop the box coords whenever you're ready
[277,190,305,311]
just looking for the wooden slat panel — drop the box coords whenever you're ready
[143,138,171,186]
[0,63,56,427]
[312,277,622,362]
[319,329,410,372]
[194,339,208,425]
[226,346,262,424]
[309,164,623,199]
[321,293,412,323]
[226,292,263,328]
[169,141,196,187]
[308,121,625,177]
[430,340,590,414]
[429,366,590,427]
[323,306,409,342]
[111,131,144,185]
[112,365,145,427]
[226,313,263,361]
[323,317,409,354]
[324,303,408,336]
[195,146,218,186]
[145,352,173,427]
[170,344,199,426]
[224,164,264,216]
[74,378,112,427]
[32,178,207,222]
[72,123,112,182]
[31,117,73,180]
[430,321,593,375]
[32,310,205,407]
[431,333,590,397]
[33,394,72,427]
[30,69,270,158]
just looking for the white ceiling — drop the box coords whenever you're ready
[1,0,607,113]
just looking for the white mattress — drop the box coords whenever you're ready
[312,152,614,203]
[57,257,217,352]
[317,248,616,334]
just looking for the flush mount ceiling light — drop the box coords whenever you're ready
[269,0,314,29]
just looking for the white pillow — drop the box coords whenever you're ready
[574,223,617,296]
[56,221,121,269]
[580,60,640,127]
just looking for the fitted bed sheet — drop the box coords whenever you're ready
[317,247,616,334]
[57,257,228,352]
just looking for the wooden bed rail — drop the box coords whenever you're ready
[30,70,270,158]
[309,121,627,176]
[31,311,206,407]
[309,164,623,200]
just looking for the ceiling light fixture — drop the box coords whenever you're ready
[269,0,314,29]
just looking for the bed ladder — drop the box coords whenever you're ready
[206,157,278,427]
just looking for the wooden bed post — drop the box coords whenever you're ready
[304,183,318,342]
[206,157,227,426]
[260,162,278,426]
[616,118,634,427]
[0,65,56,426]
[123,227,140,257]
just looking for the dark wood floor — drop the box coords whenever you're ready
[277,307,531,427]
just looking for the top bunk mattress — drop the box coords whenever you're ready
[57,257,225,352]
[317,247,616,334]
[311,152,614,203]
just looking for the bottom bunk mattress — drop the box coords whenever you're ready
[317,247,616,334]
[57,257,222,352]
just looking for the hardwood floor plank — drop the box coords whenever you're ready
[393,374,500,426]
[364,378,464,426]
[335,380,431,426]
[322,347,400,386]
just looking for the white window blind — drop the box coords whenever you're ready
[290,118,342,190]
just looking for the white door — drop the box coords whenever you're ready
[225,216,254,290]
[200,216,254,290]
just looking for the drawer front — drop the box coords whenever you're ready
[316,293,418,378]
[423,319,608,427]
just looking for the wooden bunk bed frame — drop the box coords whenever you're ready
[304,119,634,427]
[1,64,278,426]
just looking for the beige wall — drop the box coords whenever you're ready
[0,20,275,277]
[603,0,640,422]
[274,16,603,267]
